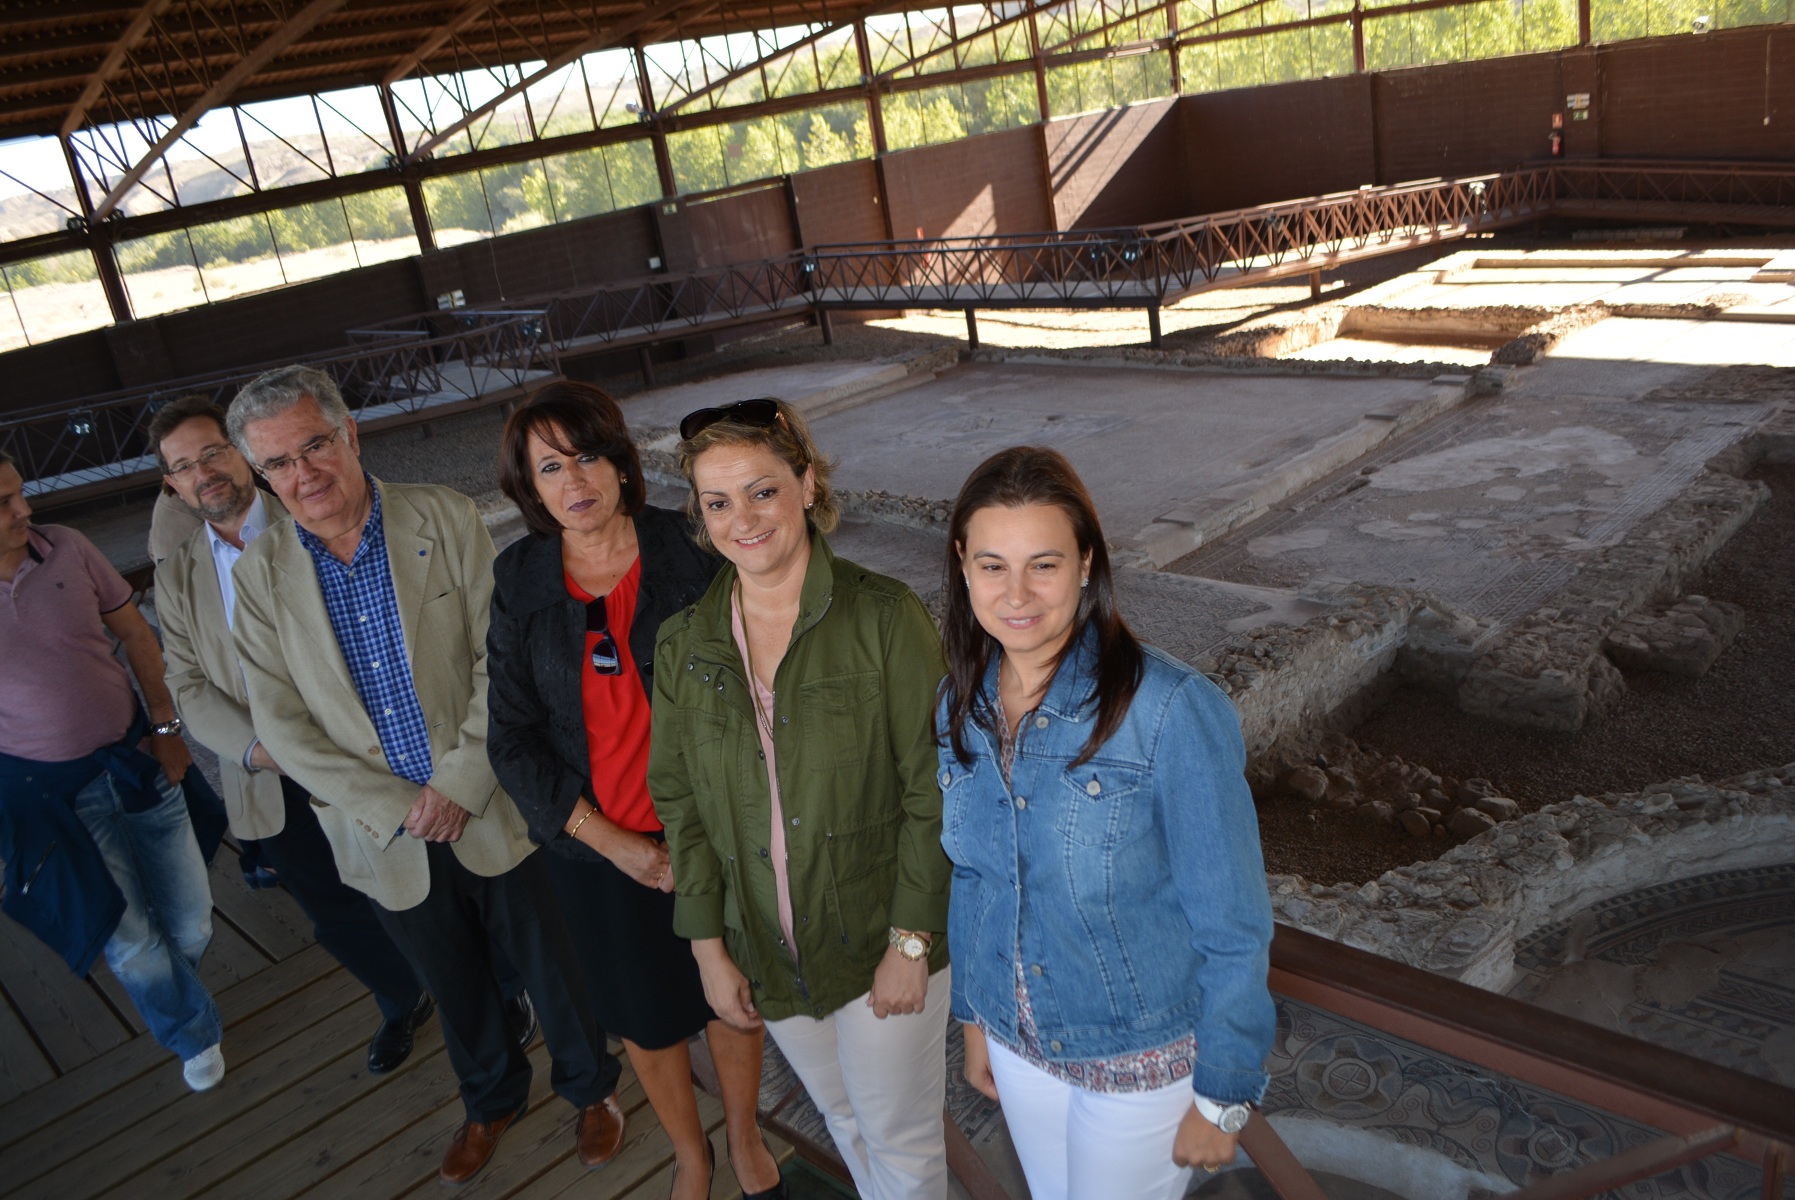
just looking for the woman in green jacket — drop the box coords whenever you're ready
[648,398,953,1200]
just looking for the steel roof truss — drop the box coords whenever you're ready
[61,0,179,136]
[89,0,353,219]
[402,0,722,162]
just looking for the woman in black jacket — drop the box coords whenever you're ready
[486,382,785,1200]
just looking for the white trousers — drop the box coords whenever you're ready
[765,967,951,1200]
[988,1037,1197,1200]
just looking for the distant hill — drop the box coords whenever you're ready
[0,131,392,243]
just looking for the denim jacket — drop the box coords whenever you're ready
[937,627,1274,1104]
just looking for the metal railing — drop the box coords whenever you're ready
[13,159,1794,503]
[3,313,557,502]
[1264,926,1794,1200]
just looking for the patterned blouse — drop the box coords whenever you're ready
[985,692,1197,1094]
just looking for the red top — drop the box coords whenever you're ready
[566,557,660,834]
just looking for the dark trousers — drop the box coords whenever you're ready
[373,842,621,1122]
[265,777,423,1023]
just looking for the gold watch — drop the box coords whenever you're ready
[888,927,929,961]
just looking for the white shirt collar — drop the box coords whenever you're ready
[205,489,267,557]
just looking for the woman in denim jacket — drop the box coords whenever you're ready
[935,446,1274,1200]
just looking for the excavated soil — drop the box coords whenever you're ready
[1255,464,1795,886]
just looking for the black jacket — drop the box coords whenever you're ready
[486,504,719,858]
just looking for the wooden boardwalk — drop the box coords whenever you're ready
[0,841,776,1199]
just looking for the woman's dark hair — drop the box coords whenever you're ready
[498,382,646,538]
[939,446,1143,769]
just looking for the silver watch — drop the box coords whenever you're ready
[1214,1103,1251,1134]
[151,715,184,737]
[888,927,928,961]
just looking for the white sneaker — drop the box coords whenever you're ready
[182,1043,225,1091]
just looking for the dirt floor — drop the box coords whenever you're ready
[1255,463,1795,887]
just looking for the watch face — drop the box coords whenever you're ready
[1219,1105,1250,1134]
[902,936,926,959]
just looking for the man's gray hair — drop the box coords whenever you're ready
[226,365,351,457]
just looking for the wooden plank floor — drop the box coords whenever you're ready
[0,844,777,1199]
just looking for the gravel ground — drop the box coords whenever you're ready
[1257,463,1795,886]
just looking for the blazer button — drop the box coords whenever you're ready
[368,747,381,756]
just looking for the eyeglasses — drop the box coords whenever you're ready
[679,397,782,442]
[586,595,622,676]
[165,445,236,480]
[257,428,342,480]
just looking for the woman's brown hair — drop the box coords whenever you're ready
[498,382,646,538]
[938,446,1143,768]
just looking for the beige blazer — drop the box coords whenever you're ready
[156,491,292,840]
[231,479,534,911]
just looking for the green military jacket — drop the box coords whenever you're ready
[648,530,951,1022]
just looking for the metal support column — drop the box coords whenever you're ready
[1578,0,1592,46]
[965,308,979,350]
[1309,269,1322,299]
[1028,8,1051,121]
[854,20,889,155]
[1165,0,1182,96]
[60,135,131,323]
[817,308,835,345]
[1146,304,1162,348]
[638,344,658,388]
[1351,0,1367,73]
[635,42,680,199]
[379,85,436,252]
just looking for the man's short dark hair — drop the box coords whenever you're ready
[0,446,15,474]
[146,395,231,473]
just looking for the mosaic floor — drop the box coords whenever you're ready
[761,967,1792,1199]
[1509,864,1795,1090]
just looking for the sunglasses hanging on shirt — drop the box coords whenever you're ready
[586,595,622,676]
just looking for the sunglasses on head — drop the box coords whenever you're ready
[678,397,782,442]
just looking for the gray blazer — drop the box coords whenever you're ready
[231,479,534,911]
[156,491,291,840]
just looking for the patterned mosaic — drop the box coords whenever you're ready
[1509,864,1795,1089]
[1262,997,1788,1200]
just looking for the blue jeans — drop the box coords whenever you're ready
[71,768,221,1061]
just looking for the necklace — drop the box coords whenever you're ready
[737,580,777,741]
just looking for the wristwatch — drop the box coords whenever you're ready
[888,927,929,961]
[151,716,184,737]
[1214,1103,1251,1134]
[1194,1094,1252,1134]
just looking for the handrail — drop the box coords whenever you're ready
[1,313,558,501]
[11,158,1795,502]
[1267,925,1794,1198]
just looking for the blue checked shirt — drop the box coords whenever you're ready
[297,480,435,787]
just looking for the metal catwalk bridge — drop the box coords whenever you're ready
[5,159,1793,503]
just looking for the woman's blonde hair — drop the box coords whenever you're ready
[677,398,839,551]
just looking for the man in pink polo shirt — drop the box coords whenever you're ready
[0,449,225,1092]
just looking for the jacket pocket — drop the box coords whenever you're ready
[937,757,982,866]
[1055,762,1146,848]
[795,671,880,769]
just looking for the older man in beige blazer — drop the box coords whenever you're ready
[227,366,624,1188]
[150,395,430,1078]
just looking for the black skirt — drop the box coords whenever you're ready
[543,839,716,1051]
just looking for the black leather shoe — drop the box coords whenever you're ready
[368,994,434,1075]
[504,992,537,1051]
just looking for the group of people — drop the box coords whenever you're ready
[0,362,1275,1200]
